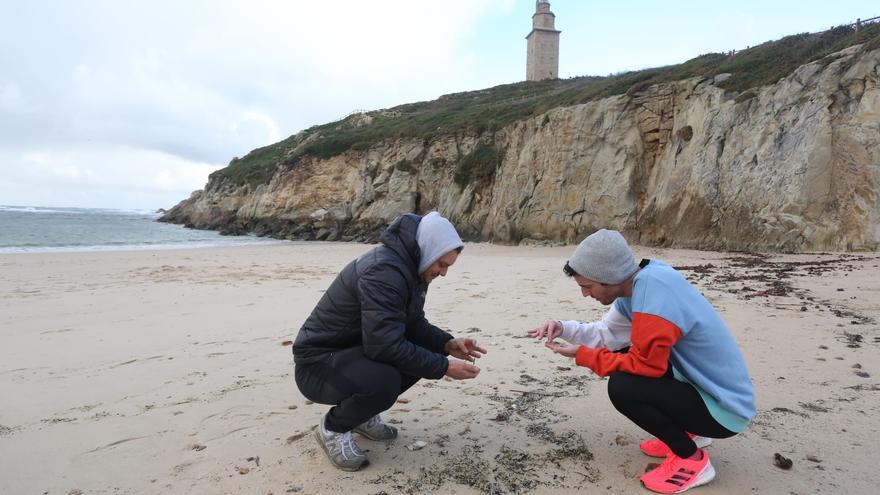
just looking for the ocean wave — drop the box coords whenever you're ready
[92,208,162,217]
[0,238,288,254]
[0,205,162,217]
[0,205,70,214]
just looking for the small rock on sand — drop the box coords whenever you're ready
[773,453,793,470]
[286,431,309,444]
[407,440,427,451]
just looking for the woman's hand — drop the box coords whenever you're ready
[545,340,579,358]
[527,320,563,343]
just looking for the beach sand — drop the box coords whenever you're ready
[1,243,878,494]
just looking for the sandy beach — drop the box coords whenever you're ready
[1,242,879,495]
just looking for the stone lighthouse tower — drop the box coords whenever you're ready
[526,0,560,81]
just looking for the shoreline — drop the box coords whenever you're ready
[0,238,291,255]
[2,243,878,494]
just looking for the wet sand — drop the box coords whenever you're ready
[1,243,878,494]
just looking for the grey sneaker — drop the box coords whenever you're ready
[314,417,368,471]
[353,414,398,441]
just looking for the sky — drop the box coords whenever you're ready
[0,0,876,210]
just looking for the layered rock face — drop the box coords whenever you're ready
[162,47,880,251]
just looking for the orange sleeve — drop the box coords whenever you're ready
[574,312,682,377]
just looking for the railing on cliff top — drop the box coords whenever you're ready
[339,108,403,121]
[850,16,879,31]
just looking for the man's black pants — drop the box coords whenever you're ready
[607,367,736,458]
[295,346,420,433]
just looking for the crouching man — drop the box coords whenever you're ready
[529,229,755,493]
[293,212,485,471]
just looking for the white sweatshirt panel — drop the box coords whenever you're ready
[558,304,632,351]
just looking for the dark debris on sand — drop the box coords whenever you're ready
[396,433,597,495]
[368,378,600,495]
[675,253,878,346]
[488,389,567,422]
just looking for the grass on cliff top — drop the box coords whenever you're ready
[214,21,880,187]
[209,133,301,187]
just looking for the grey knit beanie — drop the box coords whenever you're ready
[568,229,638,284]
[416,212,464,274]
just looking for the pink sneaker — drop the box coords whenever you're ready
[640,433,712,458]
[640,449,715,493]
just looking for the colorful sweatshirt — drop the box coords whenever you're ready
[573,259,756,431]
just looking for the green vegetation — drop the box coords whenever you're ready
[712,24,880,92]
[210,133,301,186]
[454,143,503,189]
[212,22,880,187]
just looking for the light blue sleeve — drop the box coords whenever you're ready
[613,297,632,320]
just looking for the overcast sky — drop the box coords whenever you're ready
[1,0,876,209]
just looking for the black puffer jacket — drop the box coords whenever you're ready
[293,214,453,379]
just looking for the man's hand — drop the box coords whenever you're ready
[545,340,580,358]
[528,320,563,343]
[445,359,480,380]
[444,338,487,361]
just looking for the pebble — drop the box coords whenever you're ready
[407,440,428,451]
[773,453,793,470]
[286,431,309,444]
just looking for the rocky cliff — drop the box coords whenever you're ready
[161,46,880,251]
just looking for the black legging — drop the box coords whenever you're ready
[607,368,736,458]
[295,346,420,433]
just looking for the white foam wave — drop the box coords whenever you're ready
[0,237,288,254]
[0,205,161,217]
[0,205,69,214]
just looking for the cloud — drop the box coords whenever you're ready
[0,0,513,208]
[0,80,27,113]
[237,111,282,145]
[2,146,221,209]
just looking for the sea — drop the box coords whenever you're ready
[0,205,285,253]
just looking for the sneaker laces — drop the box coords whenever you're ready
[657,452,680,475]
[338,431,363,460]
